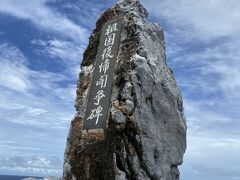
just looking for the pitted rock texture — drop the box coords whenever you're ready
[63,0,187,180]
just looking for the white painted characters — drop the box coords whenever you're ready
[87,106,103,125]
[99,59,110,74]
[101,46,114,60]
[104,33,116,46]
[105,23,118,36]
[86,21,120,127]
[94,90,106,106]
[96,75,108,88]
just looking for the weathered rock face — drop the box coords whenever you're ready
[63,0,187,180]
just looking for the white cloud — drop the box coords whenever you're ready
[0,43,30,92]
[0,42,74,94]
[60,1,108,29]
[143,0,240,40]
[170,38,240,104]
[0,0,88,42]
[181,134,240,180]
[0,42,75,129]
[31,39,83,76]
[180,96,240,180]
[202,40,240,95]
[0,156,62,176]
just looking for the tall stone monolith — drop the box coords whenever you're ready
[63,0,187,179]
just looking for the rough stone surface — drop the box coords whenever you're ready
[63,0,187,180]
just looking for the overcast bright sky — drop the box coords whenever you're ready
[0,0,239,179]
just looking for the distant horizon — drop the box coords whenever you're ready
[0,175,62,180]
[0,174,44,177]
[0,174,45,180]
[0,173,56,178]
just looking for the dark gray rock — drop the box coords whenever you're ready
[111,107,126,124]
[63,0,186,179]
[121,81,133,100]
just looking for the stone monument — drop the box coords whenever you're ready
[63,0,187,179]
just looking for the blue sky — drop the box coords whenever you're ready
[0,0,239,179]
